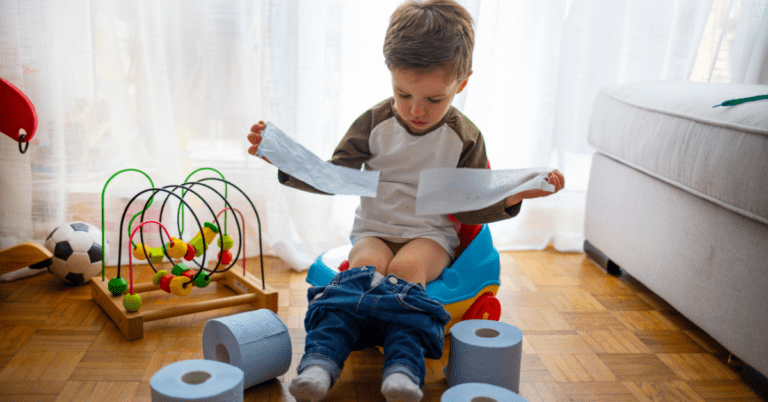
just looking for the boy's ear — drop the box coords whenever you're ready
[456,70,473,94]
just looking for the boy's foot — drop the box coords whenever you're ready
[381,372,423,402]
[289,365,331,402]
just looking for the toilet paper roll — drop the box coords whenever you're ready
[444,319,523,393]
[441,382,528,402]
[150,359,244,402]
[202,309,292,389]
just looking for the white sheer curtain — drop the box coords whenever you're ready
[2,0,765,273]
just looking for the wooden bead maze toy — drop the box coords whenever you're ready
[91,168,277,340]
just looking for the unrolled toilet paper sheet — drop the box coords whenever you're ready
[256,122,380,197]
[256,122,555,211]
[150,359,244,402]
[416,167,555,215]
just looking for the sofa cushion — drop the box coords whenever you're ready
[588,80,768,225]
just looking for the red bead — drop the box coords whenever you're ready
[184,244,195,261]
[160,274,175,293]
[338,260,350,272]
[182,270,195,281]
[218,250,233,265]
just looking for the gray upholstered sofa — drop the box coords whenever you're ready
[583,81,768,379]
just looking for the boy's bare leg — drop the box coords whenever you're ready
[348,236,395,277]
[386,238,450,287]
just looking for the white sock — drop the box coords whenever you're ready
[289,365,331,402]
[381,372,423,402]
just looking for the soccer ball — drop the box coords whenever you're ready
[43,221,109,285]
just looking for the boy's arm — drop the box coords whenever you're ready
[452,170,564,224]
[277,171,331,195]
[451,200,522,225]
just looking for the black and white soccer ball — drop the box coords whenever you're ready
[43,222,109,285]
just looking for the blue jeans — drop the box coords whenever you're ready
[298,266,451,388]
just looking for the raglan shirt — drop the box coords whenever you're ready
[277,98,522,259]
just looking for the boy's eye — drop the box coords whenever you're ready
[397,93,411,99]
[428,98,442,104]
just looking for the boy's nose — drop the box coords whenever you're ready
[410,102,425,117]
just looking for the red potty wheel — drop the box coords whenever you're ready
[461,292,501,321]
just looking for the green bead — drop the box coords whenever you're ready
[122,293,142,312]
[193,272,211,288]
[108,277,128,296]
[171,263,190,276]
[204,222,219,234]
[217,234,234,250]
[149,247,165,264]
[152,270,168,285]
[189,236,206,257]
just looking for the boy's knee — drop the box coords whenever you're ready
[387,259,425,285]
[349,255,389,275]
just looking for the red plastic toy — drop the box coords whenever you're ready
[0,77,37,153]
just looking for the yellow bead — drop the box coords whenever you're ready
[201,228,217,244]
[167,238,187,259]
[169,276,193,296]
[132,244,148,260]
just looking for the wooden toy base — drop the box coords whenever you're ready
[91,267,278,340]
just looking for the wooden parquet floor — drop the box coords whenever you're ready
[0,248,764,401]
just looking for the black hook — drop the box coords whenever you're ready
[18,132,29,154]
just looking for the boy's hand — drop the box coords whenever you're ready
[247,121,271,164]
[505,170,565,208]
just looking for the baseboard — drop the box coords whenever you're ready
[742,363,768,401]
[583,239,621,275]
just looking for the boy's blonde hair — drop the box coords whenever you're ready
[383,0,474,81]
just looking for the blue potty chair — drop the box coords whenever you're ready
[307,223,502,332]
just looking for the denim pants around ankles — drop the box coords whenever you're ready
[298,266,451,388]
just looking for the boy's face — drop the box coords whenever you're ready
[391,68,470,134]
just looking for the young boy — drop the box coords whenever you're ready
[247,1,564,401]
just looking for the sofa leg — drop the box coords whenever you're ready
[584,240,621,276]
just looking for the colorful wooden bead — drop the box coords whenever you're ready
[217,234,234,250]
[160,273,175,293]
[194,272,211,288]
[189,235,206,257]
[218,250,233,265]
[181,270,195,281]
[204,222,220,234]
[170,276,193,296]
[184,244,195,261]
[167,238,187,259]
[132,244,148,260]
[171,262,190,276]
[122,293,142,312]
[201,227,217,244]
[149,247,165,264]
[108,277,128,296]
[153,270,168,286]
